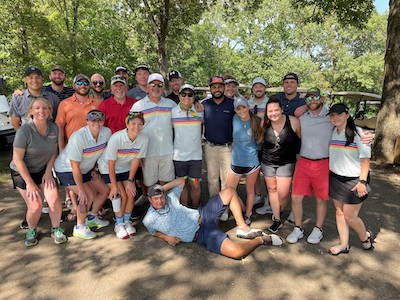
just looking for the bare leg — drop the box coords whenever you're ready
[226,172,244,211]
[189,180,201,208]
[276,176,292,212]
[68,184,94,225]
[343,202,369,241]
[42,184,62,228]
[18,188,42,228]
[244,169,260,217]
[315,197,328,228]
[332,199,350,246]
[220,237,262,259]
[265,176,280,219]
[89,177,109,214]
[180,179,189,207]
[291,194,304,227]
[219,187,245,227]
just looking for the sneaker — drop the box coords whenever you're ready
[269,219,283,233]
[130,210,140,226]
[220,207,230,222]
[85,216,110,229]
[254,195,263,205]
[25,228,39,247]
[286,211,295,223]
[260,233,284,246]
[20,219,29,230]
[135,194,148,207]
[286,226,304,244]
[125,221,137,236]
[114,223,129,239]
[307,227,323,244]
[255,201,272,215]
[51,227,68,244]
[73,225,97,239]
[236,227,263,239]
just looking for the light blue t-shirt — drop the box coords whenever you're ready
[143,186,200,243]
[231,114,259,167]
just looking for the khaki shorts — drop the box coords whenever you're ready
[142,154,175,186]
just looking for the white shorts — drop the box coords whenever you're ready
[142,154,175,186]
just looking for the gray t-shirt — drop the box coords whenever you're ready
[9,88,60,125]
[299,106,334,159]
[10,121,58,173]
[126,86,147,101]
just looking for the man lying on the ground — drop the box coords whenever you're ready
[143,178,283,259]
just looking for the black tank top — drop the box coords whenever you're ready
[261,115,299,165]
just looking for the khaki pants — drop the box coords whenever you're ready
[204,143,232,197]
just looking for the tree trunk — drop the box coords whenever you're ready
[373,0,400,164]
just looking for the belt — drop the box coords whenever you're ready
[205,140,232,147]
[301,156,329,161]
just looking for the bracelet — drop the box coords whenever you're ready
[358,179,367,185]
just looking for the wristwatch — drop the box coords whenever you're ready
[358,179,367,185]
[127,178,134,182]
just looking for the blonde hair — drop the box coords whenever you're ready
[27,97,53,120]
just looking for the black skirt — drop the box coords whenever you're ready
[329,171,371,204]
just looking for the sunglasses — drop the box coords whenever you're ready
[180,92,194,98]
[76,81,90,86]
[92,81,104,86]
[305,95,321,102]
[149,82,164,88]
[87,110,104,120]
[126,111,144,122]
[253,105,258,115]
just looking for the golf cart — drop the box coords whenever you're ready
[0,95,15,146]
[329,91,381,131]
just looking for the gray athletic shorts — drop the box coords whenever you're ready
[261,162,295,178]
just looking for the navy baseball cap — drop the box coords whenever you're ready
[24,67,42,77]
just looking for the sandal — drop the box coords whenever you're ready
[328,245,350,256]
[361,230,374,250]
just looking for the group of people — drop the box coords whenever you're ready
[8,64,374,259]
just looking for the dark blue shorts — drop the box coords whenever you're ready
[56,171,92,186]
[196,194,229,254]
[101,171,130,184]
[173,160,202,181]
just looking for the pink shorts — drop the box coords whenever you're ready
[292,157,329,200]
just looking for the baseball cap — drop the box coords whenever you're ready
[209,76,224,86]
[86,110,105,121]
[224,78,238,85]
[179,84,195,94]
[233,96,249,109]
[147,73,164,84]
[73,74,90,84]
[51,65,66,73]
[283,72,299,82]
[252,77,266,87]
[24,67,42,77]
[111,75,127,85]
[135,64,150,73]
[168,70,182,80]
[305,87,321,97]
[148,184,164,197]
[115,66,129,74]
[327,103,349,115]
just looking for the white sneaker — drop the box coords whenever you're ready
[307,227,323,244]
[286,227,304,244]
[220,207,229,221]
[42,199,49,214]
[73,225,97,239]
[114,223,129,239]
[286,211,295,223]
[85,215,110,229]
[125,221,137,236]
[255,201,272,215]
[135,195,148,207]
[254,195,263,205]
[236,227,263,239]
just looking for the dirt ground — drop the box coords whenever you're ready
[0,146,399,300]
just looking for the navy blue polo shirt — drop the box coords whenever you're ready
[274,92,306,116]
[45,85,75,101]
[202,96,235,144]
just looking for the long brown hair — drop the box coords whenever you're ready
[249,111,264,143]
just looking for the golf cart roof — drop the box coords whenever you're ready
[330,91,381,102]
